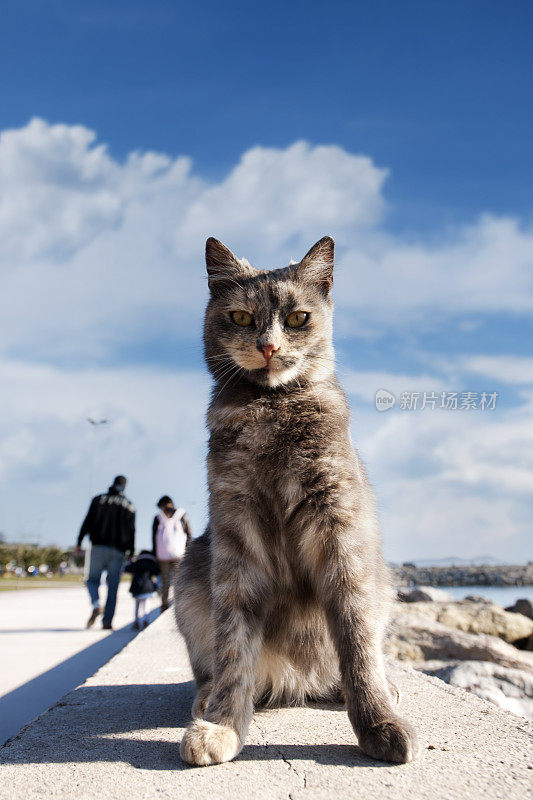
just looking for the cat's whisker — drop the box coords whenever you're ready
[211,358,233,373]
[214,364,245,400]
[307,353,351,378]
[206,354,232,362]
[208,362,233,369]
[213,360,243,383]
[211,360,235,374]
[213,363,242,383]
[211,370,236,387]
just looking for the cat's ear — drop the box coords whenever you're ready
[205,237,254,292]
[295,236,335,295]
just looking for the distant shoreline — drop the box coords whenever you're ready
[393,563,533,587]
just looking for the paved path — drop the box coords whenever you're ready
[0,583,159,745]
[1,611,531,799]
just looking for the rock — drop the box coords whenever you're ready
[397,586,452,603]
[386,605,533,671]
[513,633,533,652]
[461,595,494,604]
[388,599,533,721]
[392,600,533,646]
[397,589,432,603]
[423,660,533,721]
[505,598,533,620]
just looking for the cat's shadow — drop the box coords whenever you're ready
[236,742,391,769]
[1,681,390,771]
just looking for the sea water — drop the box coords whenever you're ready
[432,585,533,606]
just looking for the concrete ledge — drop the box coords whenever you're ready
[1,611,531,799]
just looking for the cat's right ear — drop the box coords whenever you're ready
[295,236,335,295]
[205,238,251,293]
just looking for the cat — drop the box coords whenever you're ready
[175,236,419,766]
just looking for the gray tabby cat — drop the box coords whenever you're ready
[175,236,419,765]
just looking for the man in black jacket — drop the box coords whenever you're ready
[76,475,135,630]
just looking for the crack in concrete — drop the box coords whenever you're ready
[278,748,307,791]
[252,714,308,793]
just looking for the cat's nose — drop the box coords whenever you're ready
[259,344,278,363]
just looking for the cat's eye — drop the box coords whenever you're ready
[231,310,253,327]
[285,311,308,329]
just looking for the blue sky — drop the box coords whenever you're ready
[2,0,532,228]
[0,1,531,562]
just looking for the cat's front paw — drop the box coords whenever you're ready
[180,719,241,766]
[357,716,420,764]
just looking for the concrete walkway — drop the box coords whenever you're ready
[0,584,159,744]
[1,611,531,799]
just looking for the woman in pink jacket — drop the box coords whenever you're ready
[152,495,192,611]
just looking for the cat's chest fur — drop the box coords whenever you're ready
[207,384,358,592]
[209,389,337,469]
[207,383,352,512]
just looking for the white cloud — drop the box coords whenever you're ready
[176,141,388,252]
[0,122,390,360]
[0,119,532,561]
[335,215,533,334]
[1,118,532,360]
[0,119,122,261]
[341,368,448,403]
[344,375,533,561]
[460,355,533,385]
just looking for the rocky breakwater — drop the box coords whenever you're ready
[394,562,533,587]
[386,589,533,720]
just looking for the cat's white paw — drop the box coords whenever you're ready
[180,719,240,765]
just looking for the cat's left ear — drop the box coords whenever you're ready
[295,236,335,295]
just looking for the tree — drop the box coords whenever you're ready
[0,545,10,571]
[42,546,67,573]
[18,545,42,572]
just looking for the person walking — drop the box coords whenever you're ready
[125,550,160,630]
[152,495,191,611]
[75,475,136,630]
